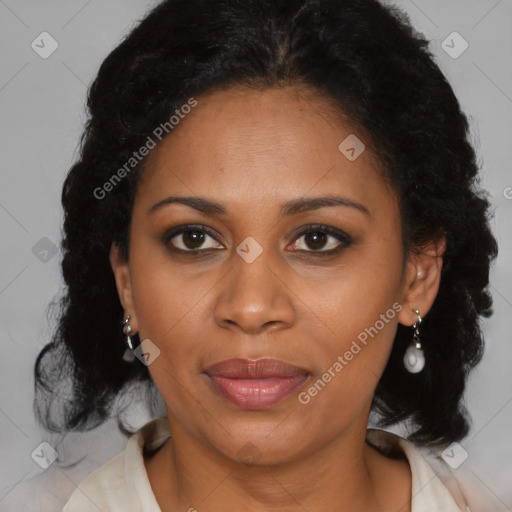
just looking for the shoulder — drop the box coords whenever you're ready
[366,428,472,512]
[62,450,128,511]
[62,417,170,512]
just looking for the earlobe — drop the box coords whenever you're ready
[398,235,446,326]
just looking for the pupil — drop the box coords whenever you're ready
[184,230,204,249]
[306,232,326,250]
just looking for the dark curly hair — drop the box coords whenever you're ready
[33,0,498,447]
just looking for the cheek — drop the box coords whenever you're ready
[128,258,210,416]
[129,230,193,326]
[295,241,403,395]
[304,283,400,389]
[303,241,402,337]
[129,245,217,374]
[295,284,401,429]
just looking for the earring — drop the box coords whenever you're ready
[121,314,136,362]
[403,308,425,373]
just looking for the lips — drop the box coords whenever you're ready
[204,358,310,409]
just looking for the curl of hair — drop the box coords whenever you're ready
[34,0,498,446]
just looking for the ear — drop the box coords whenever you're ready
[397,234,446,327]
[109,242,138,333]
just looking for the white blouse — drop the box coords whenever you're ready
[62,416,472,512]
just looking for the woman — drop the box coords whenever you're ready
[33,0,499,510]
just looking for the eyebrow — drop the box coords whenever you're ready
[147,195,370,217]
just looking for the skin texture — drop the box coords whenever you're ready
[110,85,446,512]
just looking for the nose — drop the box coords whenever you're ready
[213,247,296,335]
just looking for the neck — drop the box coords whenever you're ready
[144,412,404,512]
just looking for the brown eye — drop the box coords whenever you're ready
[303,231,328,250]
[290,225,352,254]
[180,230,206,249]
[164,225,224,252]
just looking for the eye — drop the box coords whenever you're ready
[164,225,223,252]
[162,223,352,256]
[289,224,352,254]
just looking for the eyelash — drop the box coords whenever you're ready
[161,223,353,258]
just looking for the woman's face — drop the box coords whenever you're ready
[111,85,430,464]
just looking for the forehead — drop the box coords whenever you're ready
[135,85,396,219]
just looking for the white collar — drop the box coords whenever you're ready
[126,417,468,511]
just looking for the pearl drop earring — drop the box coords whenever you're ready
[403,308,425,373]
[121,314,136,362]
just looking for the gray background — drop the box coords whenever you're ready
[1,0,511,510]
